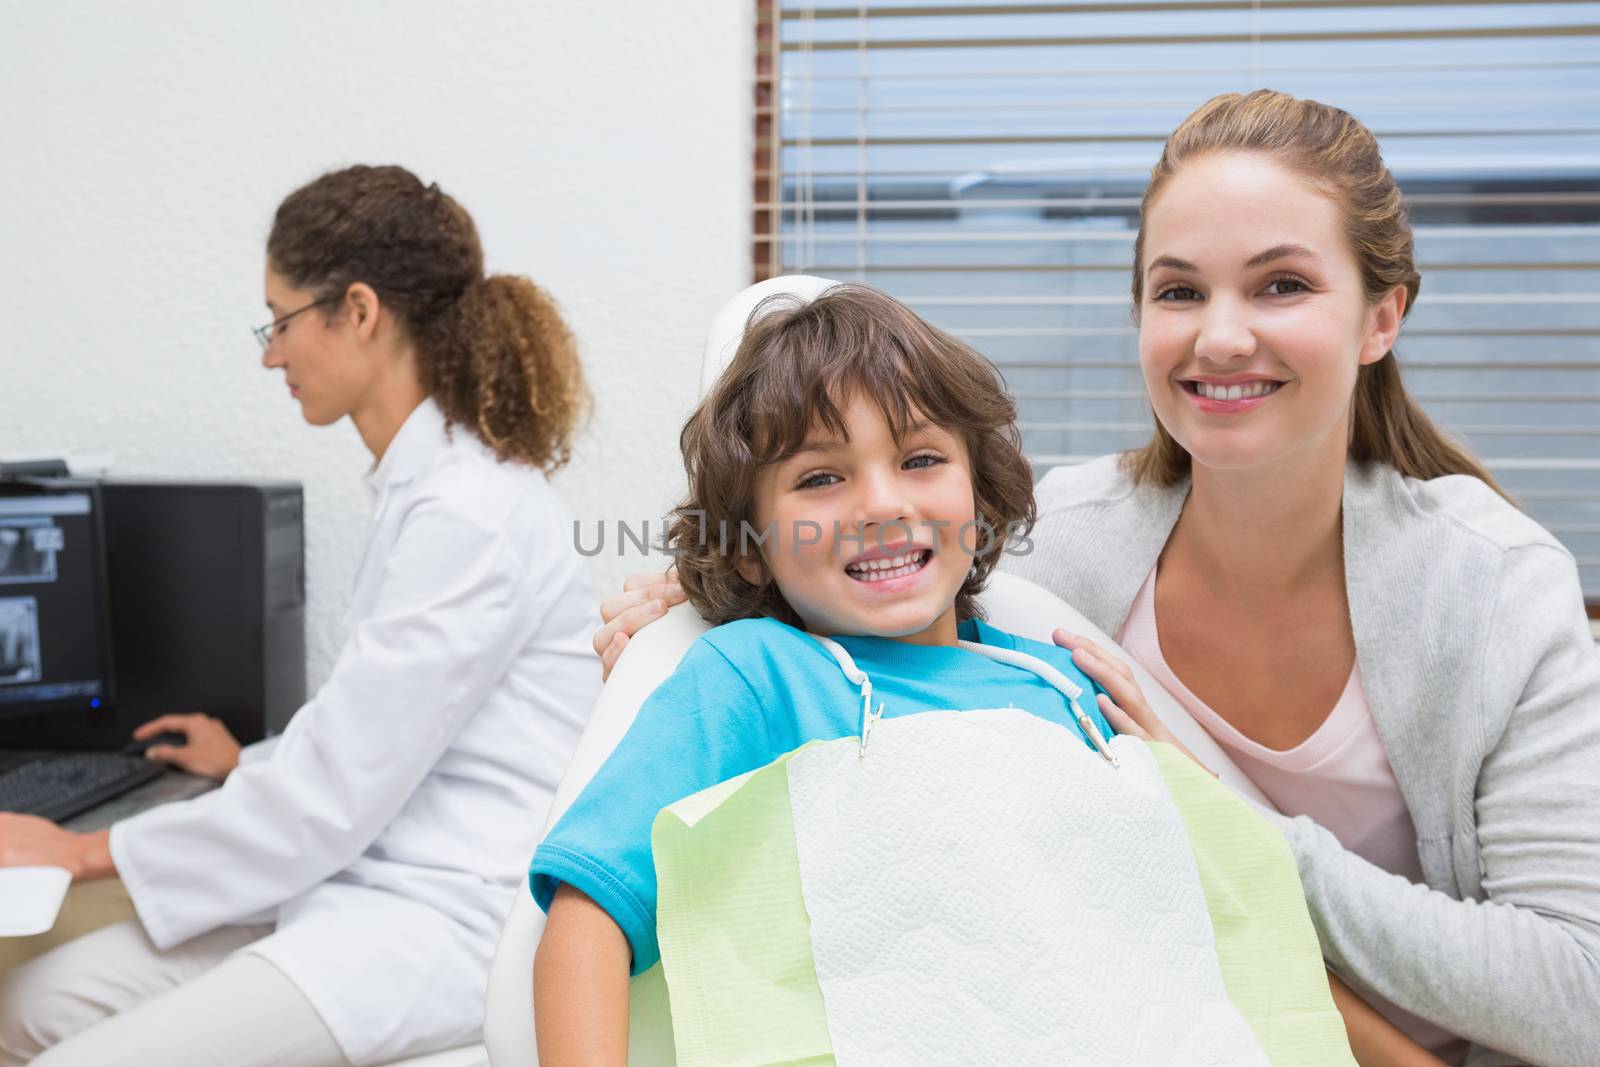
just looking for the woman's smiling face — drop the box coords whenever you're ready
[1137,151,1402,477]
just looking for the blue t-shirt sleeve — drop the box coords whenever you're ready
[528,634,772,975]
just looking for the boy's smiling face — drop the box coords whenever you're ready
[735,392,976,646]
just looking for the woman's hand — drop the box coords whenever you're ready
[1052,630,1207,769]
[0,814,114,880]
[592,567,687,681]
[132,713,242,782]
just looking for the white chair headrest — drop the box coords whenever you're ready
[699,274,839,397]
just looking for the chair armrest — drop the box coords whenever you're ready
[484,602,710,1066]
[483,889,543,1067]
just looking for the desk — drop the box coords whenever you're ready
[2,758,217,972]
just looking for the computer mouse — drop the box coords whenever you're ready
[122,731,189,757]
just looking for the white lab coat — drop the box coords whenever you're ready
[109,398,601,1065]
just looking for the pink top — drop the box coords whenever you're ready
[1117,565,1463,1059]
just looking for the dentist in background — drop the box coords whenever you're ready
[0,165,602,1067]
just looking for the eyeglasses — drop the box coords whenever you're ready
[254,297,338,351]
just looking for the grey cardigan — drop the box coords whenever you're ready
[1000,455,1600,1067]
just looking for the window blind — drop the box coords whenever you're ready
[759,0,1600,601]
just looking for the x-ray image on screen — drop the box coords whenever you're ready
[0,597,42,685]
[0,520,63,584]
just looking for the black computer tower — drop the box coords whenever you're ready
[97,481,307,745]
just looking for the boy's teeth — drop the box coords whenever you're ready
[855,551,915,570]
[846,549,928,580]
[1196,381,1281,401]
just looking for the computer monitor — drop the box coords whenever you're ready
[0,480,115,726]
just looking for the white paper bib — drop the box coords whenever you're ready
[785,705,1270,1066]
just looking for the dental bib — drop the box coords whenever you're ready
[626,636,1356,1067]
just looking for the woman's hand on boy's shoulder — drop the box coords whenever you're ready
[594,566,688,681]
[1052,630,1210,773]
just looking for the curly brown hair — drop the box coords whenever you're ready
[666,284,1037,630]
[266,165,588,471]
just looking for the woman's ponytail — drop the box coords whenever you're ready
[268,165,589,472]
[421,275,589,472]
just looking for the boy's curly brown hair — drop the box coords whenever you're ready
[666,284,1036,630]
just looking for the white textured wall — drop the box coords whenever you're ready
[0,2,751,689]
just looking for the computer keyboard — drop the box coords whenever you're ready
[0,753,166,823]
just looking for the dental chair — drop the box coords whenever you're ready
[480,276,1270,1067]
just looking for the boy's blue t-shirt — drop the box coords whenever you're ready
[529,616,1114,975]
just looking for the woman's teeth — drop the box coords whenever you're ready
[1193,380,1282,401]
[845,549,931,582]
